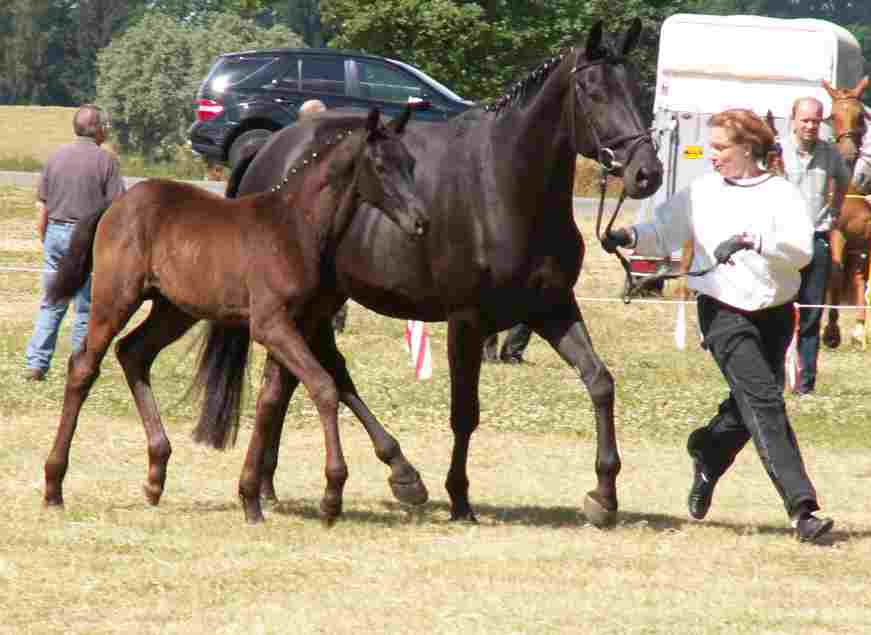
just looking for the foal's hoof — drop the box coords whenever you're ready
[241,497,266,525]
[143,483,163,506]
[584,492,618,528]
[320,496,343,527]
[389,471,429,506]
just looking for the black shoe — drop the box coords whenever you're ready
[795,514,834,543]
[24,368,46,381]
[500,355,524,365]
[687,456,718,520]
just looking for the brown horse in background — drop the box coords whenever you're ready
[821,77,871,349]
[42,107,429,525]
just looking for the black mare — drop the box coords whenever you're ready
[211,19,663,526]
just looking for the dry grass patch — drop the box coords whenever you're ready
[1,418,870,634]
[0,106,77,164]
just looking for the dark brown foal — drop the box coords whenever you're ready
[43,107,428,524]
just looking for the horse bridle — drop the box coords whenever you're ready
[568,49,656,302]
[831,94,866,146]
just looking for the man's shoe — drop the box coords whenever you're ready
[795,514,834,543]
[24,368,46,381]
[687,457,718,520]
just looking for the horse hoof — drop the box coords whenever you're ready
[241,497,265,524]
[320,497,343,525]
[389,472,429,506]
[43,495,64,509]
[584,492,618,528]
[143,483,163,506]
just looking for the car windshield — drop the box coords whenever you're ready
[387,58,474,104]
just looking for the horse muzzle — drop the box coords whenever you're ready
[622,144,663,199]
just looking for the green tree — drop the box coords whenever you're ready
[0,0,53,104]
[96,12,300,159]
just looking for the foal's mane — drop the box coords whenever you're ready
[269,114,372,194]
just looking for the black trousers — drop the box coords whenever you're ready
[483,323,532,361]
[690,295,819,518]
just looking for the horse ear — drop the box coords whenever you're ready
[621,18,643,56]
[821,79,837,99]
[389,104,413,135]
[585,21,604,60]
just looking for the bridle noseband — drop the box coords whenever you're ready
[831,94,866,146]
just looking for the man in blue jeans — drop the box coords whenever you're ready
[24,105,125,381]
[781,97,850,395]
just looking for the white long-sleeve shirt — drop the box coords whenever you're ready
[633,173,813,311]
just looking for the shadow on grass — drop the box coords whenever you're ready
[100,496,868,546]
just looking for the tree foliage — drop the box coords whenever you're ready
[96,12,300,159]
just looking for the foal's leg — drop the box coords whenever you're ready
[257,323,427,506]
[444,314,485,521]
[532,300,620,528]
[246,314,346,524]
[44,297,143,507]
[314,324,428,505]
[255,353,293,503]
[114,298,198,505]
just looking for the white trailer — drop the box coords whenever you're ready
[631,13,865,279]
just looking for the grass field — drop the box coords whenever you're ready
[2,182,870,633]
[0,106,618,193]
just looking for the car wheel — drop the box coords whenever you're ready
[228,129,273,170]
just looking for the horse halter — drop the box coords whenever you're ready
[831,94,866,146]
[568,49,655,302]
[568,50,652,174]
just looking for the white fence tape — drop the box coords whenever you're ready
[2,264,868,312]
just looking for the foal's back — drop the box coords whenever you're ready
[95,179,319,324]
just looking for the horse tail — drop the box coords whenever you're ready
[225,153,256,199]
[46,209,106,304]
[190,323,251,450]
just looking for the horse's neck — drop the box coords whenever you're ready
[489,62,576,202]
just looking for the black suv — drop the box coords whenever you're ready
[189,48,474,168]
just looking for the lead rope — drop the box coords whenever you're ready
[593,152,720,303]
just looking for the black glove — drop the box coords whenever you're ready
[713,234,754,264]
[601,228,634,254]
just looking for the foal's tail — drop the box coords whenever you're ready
[190,323,252,450]
[46,209,106,304]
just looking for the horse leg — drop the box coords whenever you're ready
[444,315,484,522]
[257,323,428,507]
[824,229,847,348]
[114,298,197,505]
[255,353,293,503]
[248,313,346,525]
[314,323,428,505]
[44,298,142,507]
[533,301,620,528]
[846,249,867,343]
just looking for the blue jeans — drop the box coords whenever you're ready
[796,232,831,393]
[25,222,92,372]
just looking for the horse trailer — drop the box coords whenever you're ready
[631,13,865,282]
